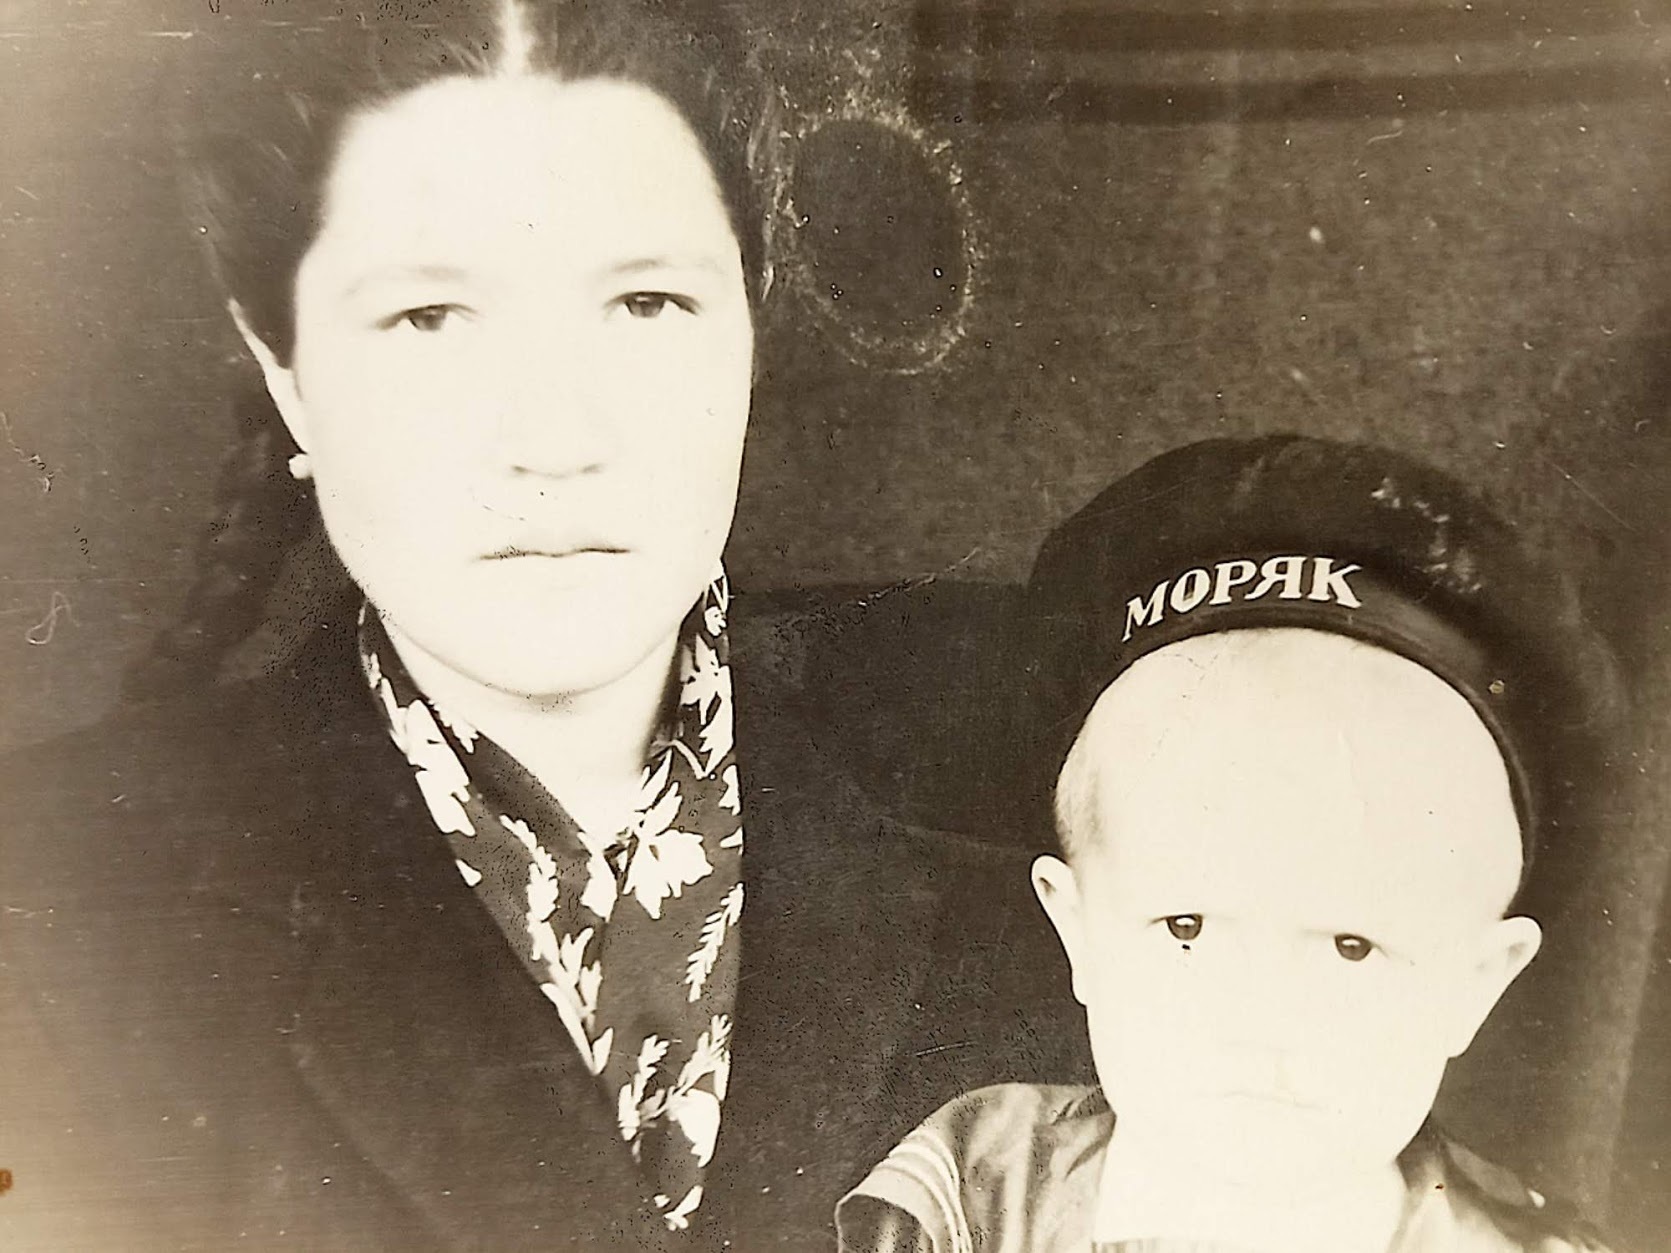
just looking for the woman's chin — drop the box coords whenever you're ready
[373,580,692,706]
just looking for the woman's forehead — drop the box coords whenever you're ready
[308,75,737,284]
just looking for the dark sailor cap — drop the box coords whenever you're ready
[1023,434,1624,871]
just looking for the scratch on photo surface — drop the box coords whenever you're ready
[0,19,110,37]
[914,1041,972,1058]
[0,410,54,493]
[782,549,991,644]
[1531,448,1633,533]
[25,591,73,646]
[1283,365,1323,405]
[855,547,985,609]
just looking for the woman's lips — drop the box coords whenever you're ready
[482,544,628,560]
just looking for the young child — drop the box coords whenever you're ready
[837,436,1624,1253]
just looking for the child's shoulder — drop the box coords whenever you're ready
[918,1080,1106,1137]
[910,1082,1113,1183]
[1423,1132,1621,1253]
[837,1084,1110,1253]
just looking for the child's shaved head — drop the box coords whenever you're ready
[1054,627,1525,919]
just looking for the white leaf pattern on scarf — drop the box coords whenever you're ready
[686,883,745,1002]
[623,787,714,921]
[377,685,474,836]
[358,570,744,1232]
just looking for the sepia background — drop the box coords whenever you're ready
[2,0,1669,1245]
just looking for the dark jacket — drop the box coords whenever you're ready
[0,604,1088,1252]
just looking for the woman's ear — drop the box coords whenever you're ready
[1032,854,1090,1007]
[228,300,310,454]
[1444,914,1543,1058]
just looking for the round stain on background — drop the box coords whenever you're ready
[787,118,973,372]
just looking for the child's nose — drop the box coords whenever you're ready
[1203,951,1318,1049]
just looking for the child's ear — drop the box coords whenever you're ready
[1031,854,1090,1007]
[1444,915,1543,1058]
[228,300,311,454]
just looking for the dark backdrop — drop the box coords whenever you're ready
[2,1,1669,1245]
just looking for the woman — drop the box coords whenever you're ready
[0,3,1083,1248]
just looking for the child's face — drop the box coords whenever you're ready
[1034,629,1541,1191]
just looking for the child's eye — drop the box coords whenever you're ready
[1333,934,1376,962]
[1163,914,1203,943]
[617,291,696,319]
[385,304,462,333]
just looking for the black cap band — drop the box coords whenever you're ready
[1100,550,1536,843]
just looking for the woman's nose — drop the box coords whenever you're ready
[483,328,614,478]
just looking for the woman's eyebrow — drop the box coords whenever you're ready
[342,263,471,300]
[602,254,723,279]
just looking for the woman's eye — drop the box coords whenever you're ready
[1164,914,1203,943]
[391,305,458,333]
[618,291,694,320]
[1333,934,1376,963]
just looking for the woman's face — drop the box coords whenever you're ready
[248,75,754,702]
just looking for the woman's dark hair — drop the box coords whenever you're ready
[188,0,780,364]
[128,0,782,698]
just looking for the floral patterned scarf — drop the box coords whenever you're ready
[358,570,745,1232]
